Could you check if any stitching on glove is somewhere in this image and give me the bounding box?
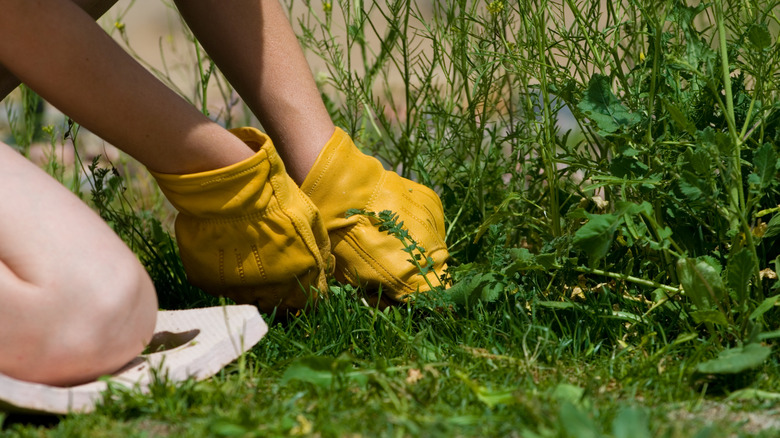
[234,248,246,283]
[218,248,226,287]
[250,244,267,280]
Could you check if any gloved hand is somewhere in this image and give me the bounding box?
[151,127,332,314]
[300,127,449,303]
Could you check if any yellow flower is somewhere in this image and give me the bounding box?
[487,0,504,15]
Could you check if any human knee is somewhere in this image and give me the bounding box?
[1,255,157,385]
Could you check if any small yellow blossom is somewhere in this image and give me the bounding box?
[487,0,504,15]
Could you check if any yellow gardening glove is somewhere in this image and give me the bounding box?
[151,127,332,314]
[300,127,449,303]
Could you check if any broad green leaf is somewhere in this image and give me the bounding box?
[677,257,726,309]
[698,127,732,156]
[696,343,772,374]
[535,253,557,270]
[614,201,653,217]
[678,170,709,202]
[559,402,599,438]
[690,310,729,326]
[749,294,779,321]
[612,407,651,438]
[727,388,780,401]
[727,248,756,303]
[747,23,772,49]
[282,356,340,388]
[281,355,367,388]
[573,212,620,265]
[552,383,585,404]
[449,273,505,307]
[577,74,640,134]
[764,213,780,239]
[684,146,713,175]
[752,143,777,189]
[455,371,516,408]
[505,248,555,275]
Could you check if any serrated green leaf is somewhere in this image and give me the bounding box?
[696,343,771,374]
[677,257,726,309]
[577,74,640,134]
[664,99,696,135]
[690,146,713,175]
[698,127,732,155]
[747,23,772,49]
[614,201,653,217]
[690,309,729,326]
[752,143,777,189]
[765,214,780,239]
[727,248,756,303]
[679,170,709,202]
[505,249,556,275]
[449,273,505,307]
[573,212,620,265]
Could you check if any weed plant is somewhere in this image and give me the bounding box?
[3,0,780,436]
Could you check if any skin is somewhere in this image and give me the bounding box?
[0,142,158,386]
[0,0,336,385]
[173,0,336,184]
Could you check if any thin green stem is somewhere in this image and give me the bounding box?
[574,266,679,293]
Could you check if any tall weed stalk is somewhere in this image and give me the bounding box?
[287,0,780,373]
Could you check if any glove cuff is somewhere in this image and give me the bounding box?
[149,127,280,218]
[300,127,385,224]
[149,127,332,313]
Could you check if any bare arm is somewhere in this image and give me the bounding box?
[175,0,335,183]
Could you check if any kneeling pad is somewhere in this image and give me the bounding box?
[0,305,266,415]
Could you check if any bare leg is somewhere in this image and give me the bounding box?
[0,0,253,175]
[0,0,118,100]
[0,142,157,386]
[174,0,335,184]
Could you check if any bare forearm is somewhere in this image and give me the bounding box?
[175,0,335,183]
[0,0,118,100]
[0,0,253,174]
